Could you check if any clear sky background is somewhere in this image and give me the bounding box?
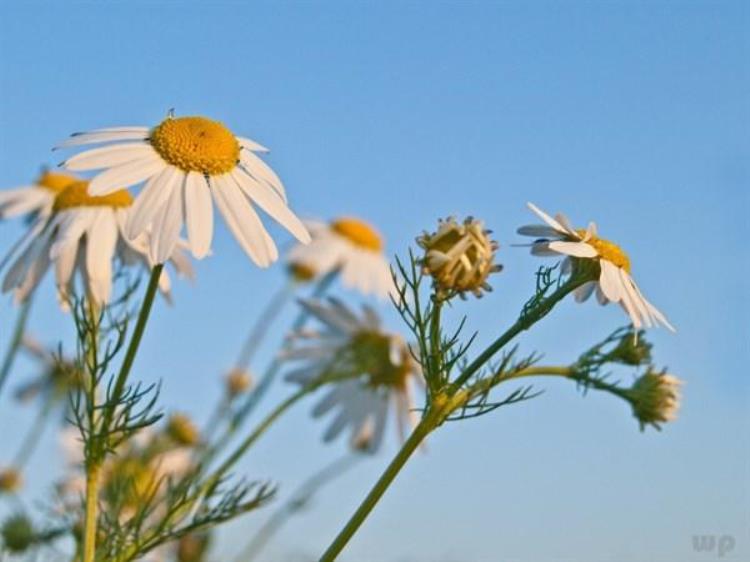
[0,2,748,561]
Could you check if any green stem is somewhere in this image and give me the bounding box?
[82,463,101,562]
[0,297,33,397]
[502,365,630,400]
[319,416,433,562]
[235,281,295,372]
[100,264,163,435]
[13,394,55,468]
[239,454,360,562]
[451,273,589,391]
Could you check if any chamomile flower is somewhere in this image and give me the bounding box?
[1,180,191,308]
[284,299,421,453]
[0,170,79,220]
[517,203,675,332]
[286,218,396,299]
[57,113,310,265]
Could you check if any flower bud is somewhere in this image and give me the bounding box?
[1,514,34,553]
[177,532,211,562]
[0,468,22,494]
[225,368,253,397]
[417,216,501,299]
[166,413,200,446]
[610,332,652,366]
[628,370,682,430]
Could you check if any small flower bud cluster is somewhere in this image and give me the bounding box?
[225,368,253,397]
[0,468,22,494]
[166,413,200,446]
[418,216,501,299]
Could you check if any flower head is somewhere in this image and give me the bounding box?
[0,468,22,494]
[225,368,253,397]
[57,113,310,265]
[627,370,682,430]
[286,217,396,299]
[284,298,421,452]
[166,413,200,447]
[517,203,675,332]
[0,169,79,221]
[1,514,34,553]
[418,216,501,299]
[1,179,192,308]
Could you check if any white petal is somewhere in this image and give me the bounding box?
[230,169,309,243]
[126,166,181,239]
[526,202,567,233]
[237,136,269,153]
[547,241,598,258]
[211,175,276,266]
[239,150,287,202]
[574,281,596,303]
[88,155,165,195]
[85,210,118,304]
[62,142,154,171]
[150,181,184,264]
[183,172,213,258]
[516,224,562,238]
[599,260,623,302]
[55,128,150,149]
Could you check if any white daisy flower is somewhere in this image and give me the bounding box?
[628,370,682,430]
[286,217,396,299]
[0,170,79,221]
[1,180,191,308]
[56,113,311,265]
[517,202,675,332]
[284,298,421,453]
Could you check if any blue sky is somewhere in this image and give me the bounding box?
[0,2,748,561]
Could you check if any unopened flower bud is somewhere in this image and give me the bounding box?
[628,370,682,430]
[177,532,211,562]
[288,262,317,283]
[610,332,652,366]
[1,514,34,553]
[417,216,501,299]
[225,368,253,397]
[0,468,22,494]
[166,413,200,446]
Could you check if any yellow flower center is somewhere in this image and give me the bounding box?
[53,181,133,212]
[331,217,383,252]
[36,171,79,194]
[576,229,631,273]
[150,116,240,175]
[350,331,410,391]
[288,262,317,282]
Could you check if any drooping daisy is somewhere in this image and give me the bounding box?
[284,298,421,452]
[286,218,396,299]
[627,370,682,430]
[517,203,675,332]
[0,170,79,221]
[1,180,192,307]
[57,113,310,265]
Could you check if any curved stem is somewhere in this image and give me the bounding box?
[239,454,360,562]
[235,281,295,372]
[0,297,33,397]
[319,416,433,562]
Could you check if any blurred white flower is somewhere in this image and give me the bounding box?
[284,299,421,453]
[0,170,79,220]
[287,218,396,299]
[1,180,192,308]
[517,202,675,332]
[57,113,310,265]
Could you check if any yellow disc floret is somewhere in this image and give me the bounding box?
[150,116,240,175]
[331,217,383,252]
[53,181,132,212]
[36,171,79,194]
[576,229,631,272]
